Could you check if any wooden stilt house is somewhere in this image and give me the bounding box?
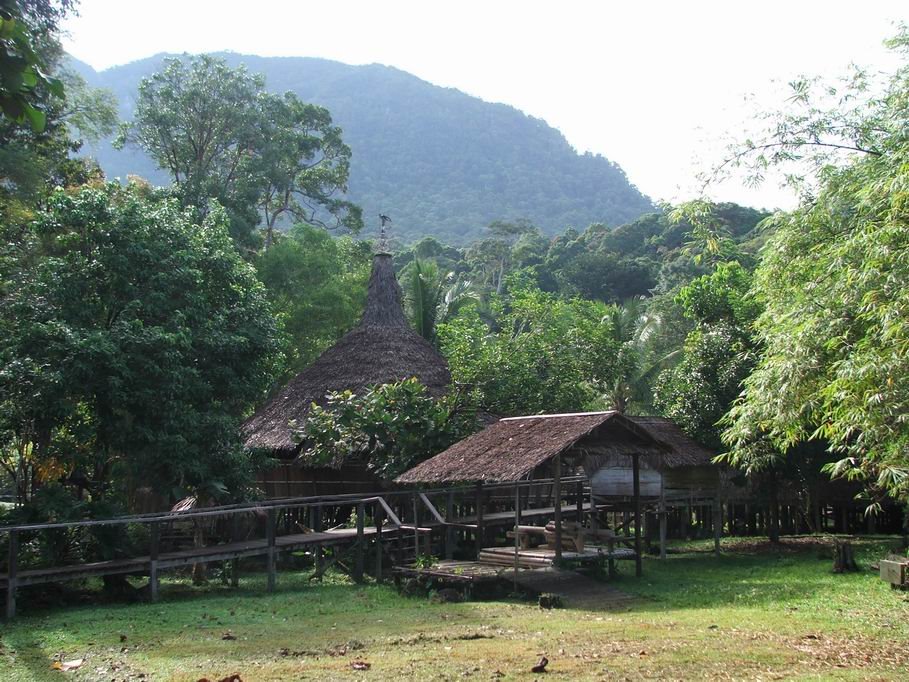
[395,410,721,570]
[241,251,451,497]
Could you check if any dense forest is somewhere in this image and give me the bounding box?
[69,52,654,244]
[1,0,908,547]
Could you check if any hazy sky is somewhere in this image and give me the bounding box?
[61,1,905,210]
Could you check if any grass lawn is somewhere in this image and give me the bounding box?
[1,536,907,681]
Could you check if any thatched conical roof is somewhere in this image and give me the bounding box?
[242,252,451,456]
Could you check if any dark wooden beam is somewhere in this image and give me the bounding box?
[475,483,485,559]
[445,491,455,560]
[266,507,277,592]
[554,455,563,564]
[149,522,160,602]
[355,502,365,582]
[374,503,384,581]
[633,453,642,577]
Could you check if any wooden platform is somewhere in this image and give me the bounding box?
[393,559,511,584]
[454,502,598,526]
[479,545,636,569]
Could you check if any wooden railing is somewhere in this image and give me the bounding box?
[0,476,589,619]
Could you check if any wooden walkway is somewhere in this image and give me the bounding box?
[0,527,382,589]
[1,476,614,619]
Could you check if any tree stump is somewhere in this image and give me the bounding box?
[833,539,859,573]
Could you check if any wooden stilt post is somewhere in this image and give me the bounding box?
[6,530,18,620]
[589,482,598,532]
[266,507,277,592]
[659,483,667,560]
[554,455,563,564]
[312,505,323,578]
[230,513,240,588]
[633,453,642,577]
[475,483,485,559]
[575,480,584,520]
[513,483,520,590]
[375,503,384,581]
[412,493,420,559]
[149,522,160,602]
[713,489,722,556]
[445,491,455,560]
[354,502,365,582]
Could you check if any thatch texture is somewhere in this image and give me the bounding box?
[395,411,666,484]
[395,412,717,485]
[242,253,451,456]
[625,416,715,468]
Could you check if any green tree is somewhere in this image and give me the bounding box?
[403,258,477,342]
[0,0,72,131]
[721,28,909,504]
[655,261,758,450]
[439,279,620,415]
[0,66,116,207]
[465,219,538,295]
[116,55,360,251]
[598,298,682,414]
[0,182,281,506]
[255,223,371,376]
[301,378,478,479]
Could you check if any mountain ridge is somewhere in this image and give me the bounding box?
[72,52,654,244]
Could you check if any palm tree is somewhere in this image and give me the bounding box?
[404,258,478,342]
[601,298,680,413]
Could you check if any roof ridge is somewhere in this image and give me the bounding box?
[500,411,617,421]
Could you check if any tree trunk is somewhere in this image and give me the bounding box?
[832,539,858,573]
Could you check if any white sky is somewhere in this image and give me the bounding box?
[61,1,906,211]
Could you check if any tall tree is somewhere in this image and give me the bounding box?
[116,55,361,251]
[722,28,909,505]
[255,223,371,376]
[0,182,281,505]
[439,280,620,415]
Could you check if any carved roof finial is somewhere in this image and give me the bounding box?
[377,213,392,254]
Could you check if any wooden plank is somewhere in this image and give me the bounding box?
[454,503,598,525]
[880,559,907,586]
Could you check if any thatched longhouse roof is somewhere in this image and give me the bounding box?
[242,253,451,456]
[625,416,715,466]
[394,412,715,484]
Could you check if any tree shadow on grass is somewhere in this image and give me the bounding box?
[601,535,903,614]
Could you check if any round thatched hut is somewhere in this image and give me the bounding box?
[242,251,451,496]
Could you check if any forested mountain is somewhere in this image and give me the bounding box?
[70,53,653,244]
